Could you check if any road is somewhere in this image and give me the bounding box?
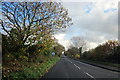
[42,57,119,79]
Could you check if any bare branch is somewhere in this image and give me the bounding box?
[0,20,14,40]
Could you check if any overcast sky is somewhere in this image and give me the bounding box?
[54,0,118,51]
[0,0,119,51]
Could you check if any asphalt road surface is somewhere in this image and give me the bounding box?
[42,56,119,79]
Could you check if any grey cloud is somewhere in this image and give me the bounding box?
[54,2,118,50]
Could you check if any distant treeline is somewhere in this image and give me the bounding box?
[65,40,120,64]
[82,40,120,64]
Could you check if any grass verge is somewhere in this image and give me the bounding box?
[80,59,120,69]
[3,56,60,80]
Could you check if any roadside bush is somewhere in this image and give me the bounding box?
[74,54,80,59]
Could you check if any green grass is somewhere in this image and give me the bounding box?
[5,57,60,79]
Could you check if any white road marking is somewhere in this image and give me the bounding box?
[74,64,81,69]
[76,61,93,66]
[74,64,76,66]
[85,72,95,79]
[67,58,96,79]
[66,59,81,70]
[66,59,73,64]
[75,60,118,74]
[67,60,71,63]
[75,60,103,70]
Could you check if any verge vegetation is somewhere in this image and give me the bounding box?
[1,2,71,79]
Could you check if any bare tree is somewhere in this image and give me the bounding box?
[71,36,86,54]
[71,36,86,48]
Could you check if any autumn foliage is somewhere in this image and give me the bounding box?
[82,40,120,64]
[1,2,71,78]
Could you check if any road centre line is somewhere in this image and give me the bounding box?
[67,58,81,70]
[67,58,95,79]
[85,72,95,79]
[74,64,81,69]
[67,59,73,63]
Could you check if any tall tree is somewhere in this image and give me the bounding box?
[0,2,72,55]
[0,2,72,46]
